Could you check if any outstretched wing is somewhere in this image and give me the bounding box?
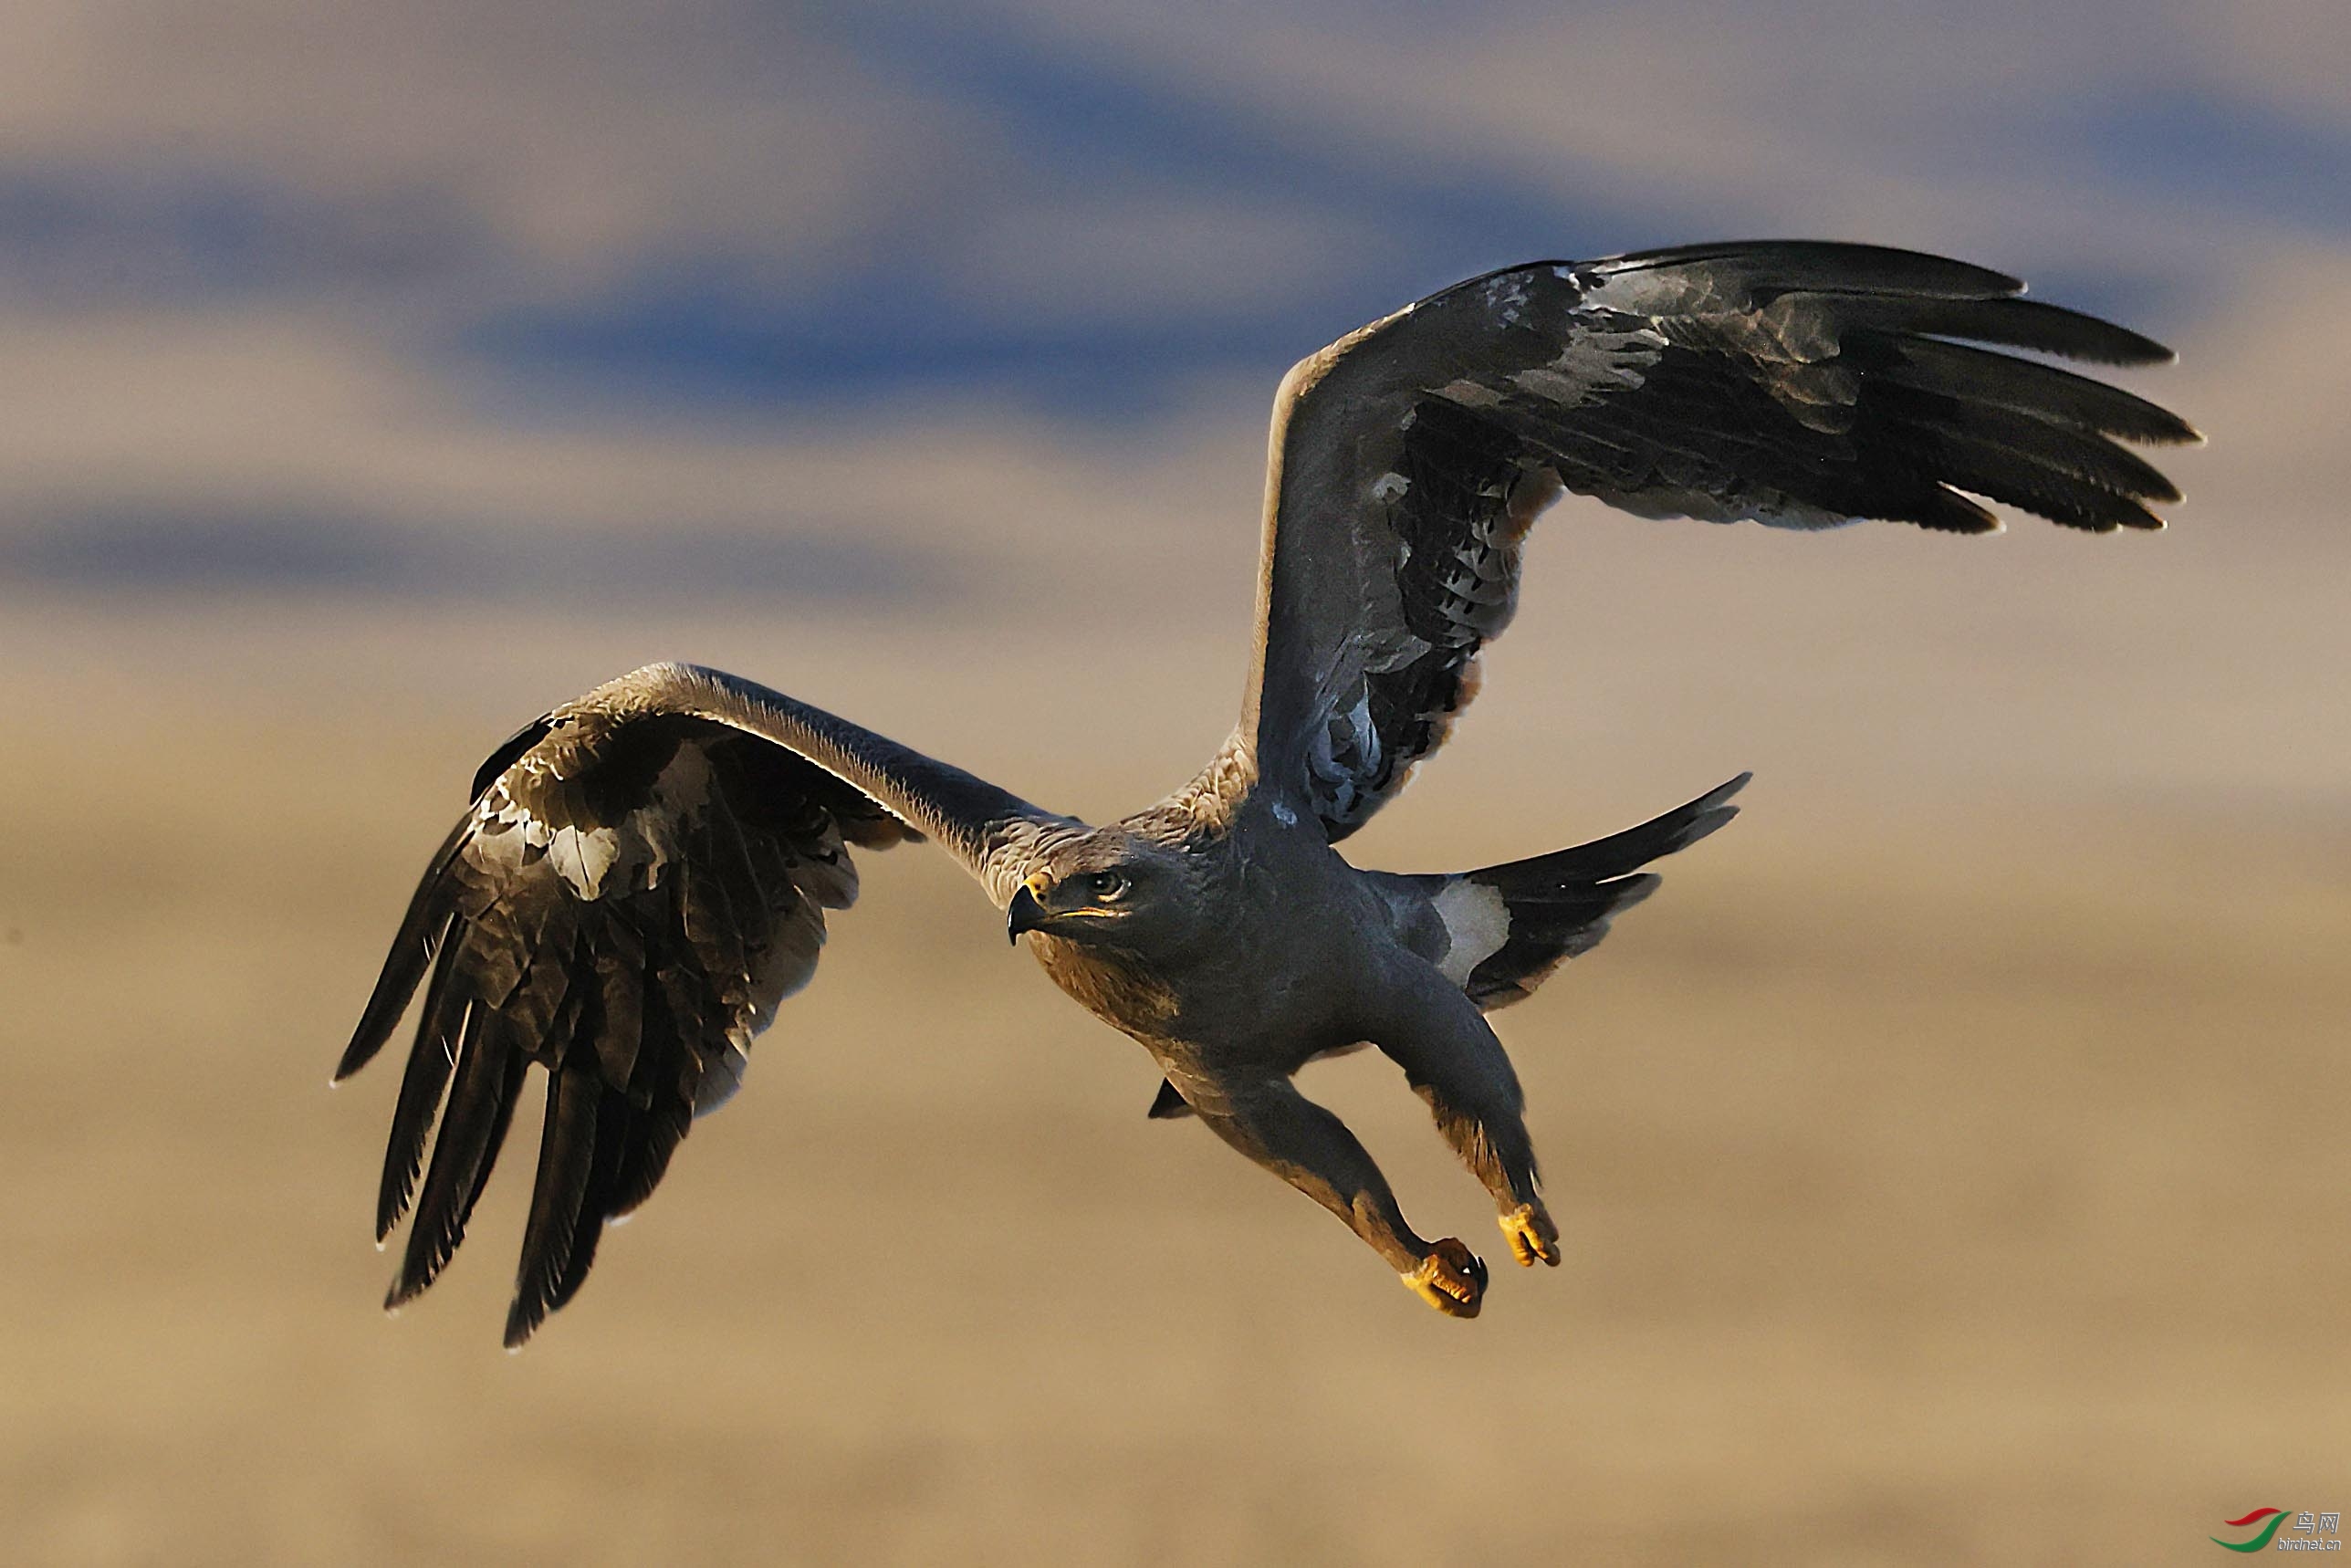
[1245,241,2199,841]
[336,662,1059,1345]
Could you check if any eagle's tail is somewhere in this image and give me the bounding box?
[1149,773,1749,1123]
[1447,772,1749,1011]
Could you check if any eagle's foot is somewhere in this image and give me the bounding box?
[1499,1201,1559,1268]
[1401,1238,1489,1319]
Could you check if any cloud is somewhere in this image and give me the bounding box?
[2076,87,2351,235]
[0,306,1268,618]
[0,165,480,306]
[0,1,933,287]
[0,504,955,605]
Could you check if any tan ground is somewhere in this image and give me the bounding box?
[1,587,2345,1566]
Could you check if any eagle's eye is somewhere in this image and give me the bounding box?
[1086,870,1131,904]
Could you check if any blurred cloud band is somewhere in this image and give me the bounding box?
[3,507,954,605]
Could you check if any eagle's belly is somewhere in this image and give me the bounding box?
[1026,911,1382,1086]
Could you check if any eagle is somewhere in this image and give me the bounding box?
[336,241,2195,1343]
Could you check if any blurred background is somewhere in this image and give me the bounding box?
[2,1,2346,1562]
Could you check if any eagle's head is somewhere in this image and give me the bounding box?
[1003,824,1199,952]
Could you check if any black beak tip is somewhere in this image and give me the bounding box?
[1006,885,1047,944]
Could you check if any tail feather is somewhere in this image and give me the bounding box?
[1445,772,1748,1010]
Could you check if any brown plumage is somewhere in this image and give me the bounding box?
[338,241,2196,1341]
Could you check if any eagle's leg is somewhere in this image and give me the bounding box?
[1375,977,1562,1270]
[1191,1078,1489,1319]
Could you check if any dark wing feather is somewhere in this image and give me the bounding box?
[339,663,1056,1345]
[1246,241,2197,841]
[508,1057,600,1346]
[374,917,465,1239]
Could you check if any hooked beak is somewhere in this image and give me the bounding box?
[1006,875,1052,944]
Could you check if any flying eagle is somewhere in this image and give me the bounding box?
[337,242,2195,1343]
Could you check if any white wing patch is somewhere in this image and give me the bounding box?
[547,824,622,899]
[1508,322,1669,407]
[1431,879,1510,987]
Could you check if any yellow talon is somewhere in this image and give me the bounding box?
[1499,1202,1560,1268]
[1401,1238,1489,1318]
